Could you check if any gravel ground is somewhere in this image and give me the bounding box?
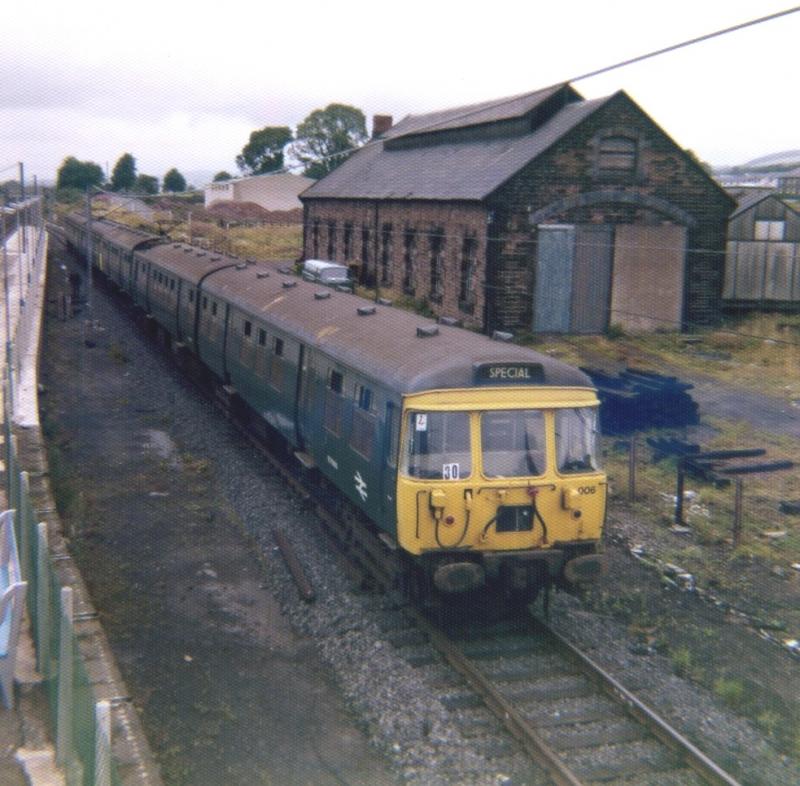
[42,242,800,785]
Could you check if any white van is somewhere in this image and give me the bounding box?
[301,259,352,289]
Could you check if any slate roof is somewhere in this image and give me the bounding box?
[301,87,613,203]
[383,83,577,137]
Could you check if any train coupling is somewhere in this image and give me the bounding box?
[563,553,608,584]
[433,561,485,593]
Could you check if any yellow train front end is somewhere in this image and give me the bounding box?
[396,381,607,599]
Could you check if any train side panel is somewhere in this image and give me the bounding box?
[223,306,301,445]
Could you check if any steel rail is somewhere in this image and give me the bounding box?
[410,609,585,786]
[545,623,742,786]
[96,266,742,786]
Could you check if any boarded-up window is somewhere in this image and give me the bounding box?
[429,227,445,303]
[459,233,477,312]
[403,227,416,294]
[380,223,393,285]
[598,136,637,173]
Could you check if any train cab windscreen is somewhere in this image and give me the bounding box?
[555,407,599,473]
[402,411,471,480]
[481,410,546,478]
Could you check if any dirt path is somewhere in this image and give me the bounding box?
[41,244,398,785]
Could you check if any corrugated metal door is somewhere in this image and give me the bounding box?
[571,225,613,333]
[533,225,574,332]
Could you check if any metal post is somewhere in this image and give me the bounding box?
[57,586,74,768]
[733,479,744,547]
[18,471,31,581]
[36,522,50,676]
[94,700,112,786]
[628,435,637,502]
[675,457,685,525]
[2,210,13,410]
[15,207,24,307]
[18,164,26,255]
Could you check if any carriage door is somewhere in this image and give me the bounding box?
[533,225,574,332]
[571,225,613,333]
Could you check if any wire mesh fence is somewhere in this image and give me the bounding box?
[4,355,120,785]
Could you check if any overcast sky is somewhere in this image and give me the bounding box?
[2,0,799,185]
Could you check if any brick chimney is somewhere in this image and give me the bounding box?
[372,115,393,139]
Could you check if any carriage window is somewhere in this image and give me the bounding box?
[401,411,471,480]
[202,296,208,310]
[243,320,252,338]
[269,337,285,390]
[481,410,546,478]
[356,384,373,411]
[211,301,218,317]
[555,407,600,473]
[258,328,266,346]
[188,289,194,303]
[324,370,345,435]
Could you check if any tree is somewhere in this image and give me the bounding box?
[213,171,233,182]
[291,104,367,179]
[135,174,159,194]
[163,168,187,192]
[111,153,137,191]
[236,126,293,175]
[56,157,104,191]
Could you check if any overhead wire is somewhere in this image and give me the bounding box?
[82,9,800,349]
[228,6,800,176]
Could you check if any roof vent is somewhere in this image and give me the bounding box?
[438,316,461,327]
[492,330,514,342]
[235,263,248,270]
[211,255,221,261]
[377,298,393,306]
[282,280,297,289]
[336,285,352,293]
[416,325,439,338]
[256,271,270,279]
[315,291,331,300]
[197,251,207,257]
[172,243,181,249]
[357,305,376,316]
[278,266,294,275]
[183,248,193,253]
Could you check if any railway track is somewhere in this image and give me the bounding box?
[378,607,742,786]
[245,425,743,785]
[93,266,743,786]
[202,330,743,786]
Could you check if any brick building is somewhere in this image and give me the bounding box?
[300,84,734,334]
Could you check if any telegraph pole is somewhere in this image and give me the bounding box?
[2,209,13,408]
[18,163,26,255]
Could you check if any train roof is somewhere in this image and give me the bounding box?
[79,215,592,395]
[198,263,593,394]
[66,212,161,249]
[139,241,247,283]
